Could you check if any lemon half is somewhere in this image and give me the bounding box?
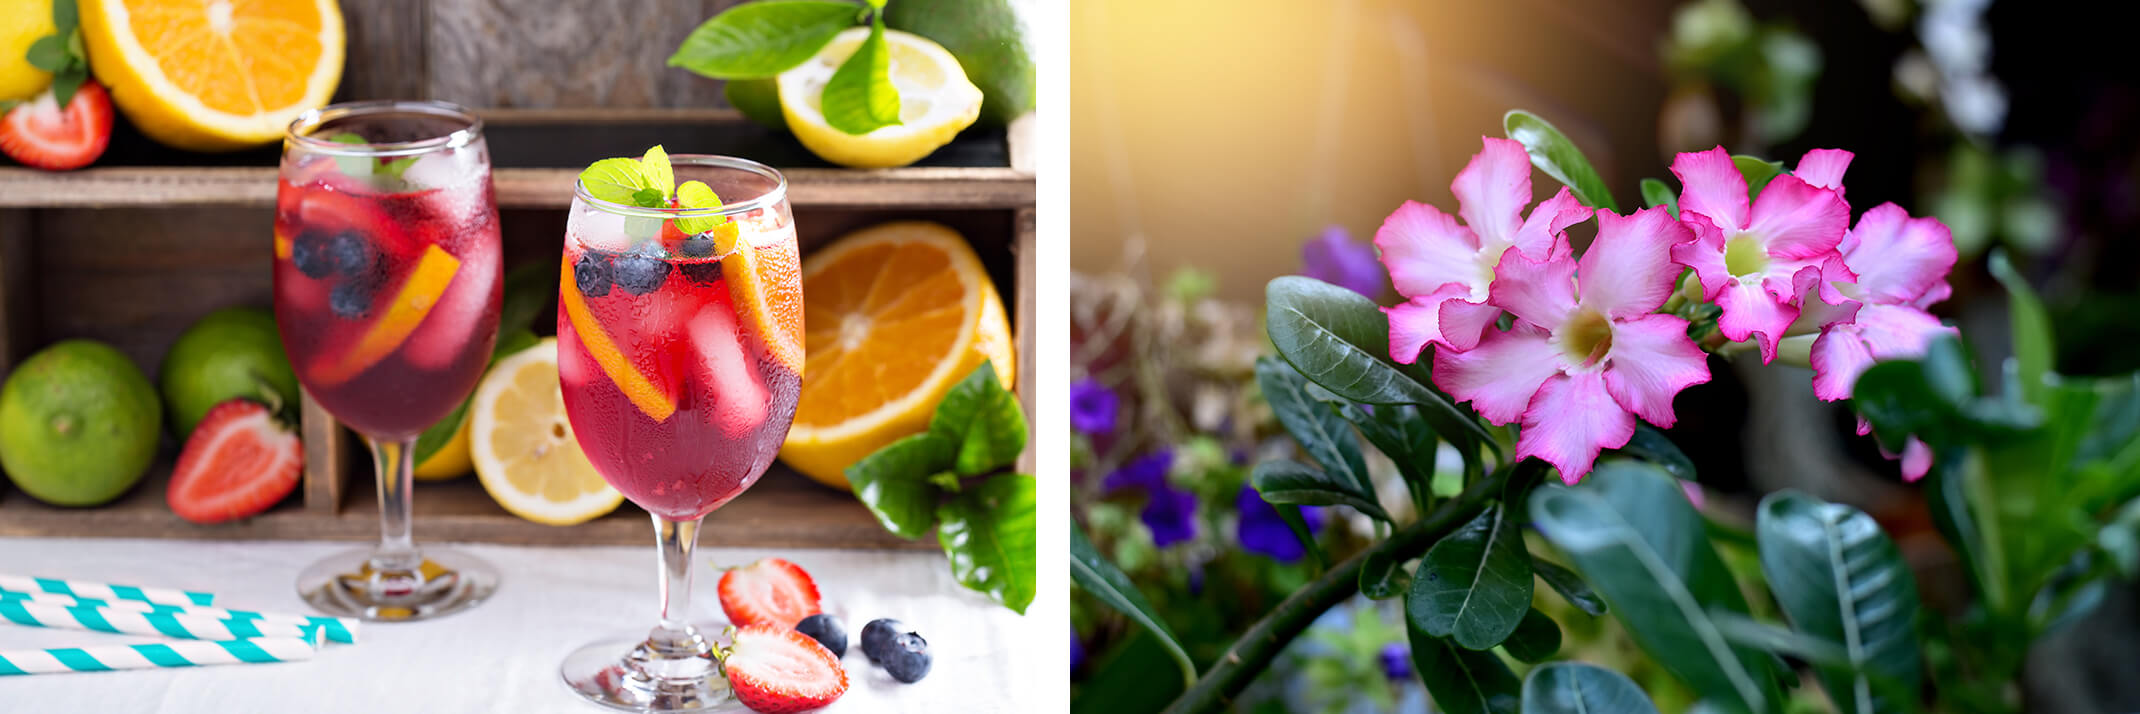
[776,27,983,169]
[469,338,622,526]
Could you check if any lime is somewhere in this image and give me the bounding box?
[159,307,298,439]
[0,0,56,101]
[0,340,162,506]
[886,0,1035,125]
[726,78,788,131]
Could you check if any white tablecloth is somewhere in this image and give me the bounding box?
[0,537,1032,712]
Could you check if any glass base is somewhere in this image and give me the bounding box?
[296,546,498,622]
[561,625,747,713]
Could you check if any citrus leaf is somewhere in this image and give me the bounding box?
[845,432,952,539]
[1504,110,1617,212]
[667,0,863,79]
[1521,661,1659,714]
[928,362,1027,476]
[1410,504,1534,649]
[936,473,1034,614]
[821,13,900,135]
[1072,523,1197,689]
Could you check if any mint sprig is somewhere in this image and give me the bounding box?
[25,0,88,106]
[326,133,419,182]
[578,147,732,239]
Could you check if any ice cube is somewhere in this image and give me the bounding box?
[686,301,767,439]
[404,246,498,370]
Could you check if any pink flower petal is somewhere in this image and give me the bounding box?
[1518,372,1636,484]
[1809,327,1874,401]
[1671,217,1734,299]
[1579,207,1692,318]
[1510,186,1592,261]
[1854,303,1956,360]
[1839,203,1958,305]
[1452,137,1535,247]
[1437,299,1503,353]
[1376,200,1484,299]
[1914,281,1953,309]
[1383,289,1502,361]
[1746,175,1851,260]
[1900,438,1932,482]
[1488,249,1577,330]
[1602,314,1711,427]
[1795,148,1854,194]
[1671,147,1749,231]
[1789,290,1861,336]
[1714,278,1799,362]
[1433,323,1563,425]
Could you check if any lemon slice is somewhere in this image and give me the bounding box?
[776,27,983,169]
[469,338,622,526]
[78,0,344,151]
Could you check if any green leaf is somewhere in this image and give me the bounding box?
[1852,338,2039,452]
[1256,356,1373,499]
[1272,500,1329,570]
[821,13,900,135]
[1408,618,1521,714]
[54,0,77,34]
[1734,155,1786,198]
[1533,558,1607,616]
[1615,424,1695,481]
[579,157,656,205]
[1504,110,1618,212]
[1252,460,1390,523]
[845,433,953,539]
[640,145,675,198]
[1409,505,1534,649]
[1988,251,2052,407]
[927,362,1027,476]
[1756,491,1924,714]
[667,0,862,79]
[1641,177,1679,220]
[673,180,730,234]
[936,473,1034,613]
[1502,608,1561,663]
[1529,460,1783,713]
[25,35,68,72]
[1521,661,1659,714]
[1360,546,1411,600]
[498,263,552,335]
[1072,523,1197,689]
[411,329,537,466]
[50,67,84,108]
[1346,402,1439,511]
[1264,276,1493,449]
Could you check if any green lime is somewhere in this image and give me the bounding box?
[726,78,788,131]
[158,307,298,439]
[0,340,162,506]
[887,0,1035,125]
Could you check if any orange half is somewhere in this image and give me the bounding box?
[558,261,677,422]
[312,244,459,386]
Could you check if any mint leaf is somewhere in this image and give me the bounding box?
[847,432,954,539]
[821,13,900,136]
[674,180,730,235]
[937,473,1036,614]
[26,36,68,72]
[581,157,654,205]
[326,133,374,178]
[623,215,665,241]
[632,187,666,208]
[54,0,77,35]
[641,145,675,198]
[669,0,863,79]
[928,362,1025,476]
[50,68,84,108]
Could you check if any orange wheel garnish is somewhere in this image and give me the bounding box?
[311,244,460,386]
[722,233,805,376]
[557,262,677,422]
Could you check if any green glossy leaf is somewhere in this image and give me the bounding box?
[25,35,68,72]
[1988,251,2052,407]
[1641,178,1679,220]
[1757,491,1923,714]
[1251,460,1390,523]
[821,13,901,135]
[1734,155,1786,198]
[1504,110,1618,212]
[1530,461,1783,713]
[1533,558,1607,616]
[1521,661,1659,714]
[499,262,552,335]
[1503,608,1561,663]
[1408,610,1521,714]
[54,0,77,34]
[936,473,1034,613]
[1360,546,1411,600]
[667,0,862,79]
[1410,505,1534,649]
[845,433,952,539]
[1615,424,1695,481]
[1257,356,1373,498]
[1271,499,1328,570]
[49,67,84,112]
[1852,338,2038,452]
[928,362,1027,476]
[1264,276,1492,448]
[1345,403,1439,511]
[1071,524,1197,689]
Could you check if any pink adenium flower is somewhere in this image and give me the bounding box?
[1378,137,1591,362]
[1669,147,1854,362]
[1435,207,1710,482]
[1805,203,1960,402]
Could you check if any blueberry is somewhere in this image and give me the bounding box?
[676,235,716,258]
[795,614,847,658]
[324,232,373,278]
[329,280,374,319]
[881,632,931,683]
[574,254,613,297]
[290,231,334,278]
[860,619,905,663]
[612,253,670,295]
[679,261,724,286]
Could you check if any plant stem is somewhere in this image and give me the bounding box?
[1162,465,1516,714]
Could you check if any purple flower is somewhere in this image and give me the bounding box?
[1104,450,1174,494]
[1142,483,1199,547]
[1302,225,1386,298]
[1071,626,1085,672]
[1234,486,1322,563]
[1070,377,1120,436]
[1380,643,1411,681]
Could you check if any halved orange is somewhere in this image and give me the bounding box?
[779,221,1016,489]
[558,261,677,422]
[78,0,344,151]
[311,244,458,386]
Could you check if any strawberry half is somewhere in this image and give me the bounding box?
[724,624,849,713]
[166,399,304,524]
[717,558,822,628]
[0,80,112,171]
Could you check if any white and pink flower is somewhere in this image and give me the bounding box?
[1668,147,1854,362]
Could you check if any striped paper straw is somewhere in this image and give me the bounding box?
[0,638,317,675]
[0,574,214,607]
[0,600,323,643]
[0,591,358,645]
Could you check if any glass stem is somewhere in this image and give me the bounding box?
[371,437,420,571]
[649,515,705,654]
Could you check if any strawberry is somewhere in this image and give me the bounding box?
[723,624,849,713]
[0,80,112,171]
[717,558,822,628]
[166,399,304,524]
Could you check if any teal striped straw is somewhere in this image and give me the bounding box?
[0,600,326,642]
[0,591,358,644]
[0,636,318,675]
[0,574,213,607]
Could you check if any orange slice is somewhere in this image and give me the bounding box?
[721,228,806,376]
[557,261,677,422]
[78,0,345,151]
[273,231,291,260]
[312,244,459,386]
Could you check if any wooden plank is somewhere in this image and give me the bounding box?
[426,0,738,109]
[1014,206,1035,474]
[334,0,429,101]
[0,210,34,371]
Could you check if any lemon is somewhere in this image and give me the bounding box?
[780,222,1016,489]
[777,27,983,169]
[77,0,344,151]
[469,338,621,526]
[412,416,470,481]
[0,0,56,101]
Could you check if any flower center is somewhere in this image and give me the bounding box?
[1556,309,1615,368]
[1724,234,1770,278]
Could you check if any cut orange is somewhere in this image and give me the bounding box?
[312,244,459,386]
[780,221,1016,490]
[558,261,676,423]
[722,226,806,376]
[78,0,344,151]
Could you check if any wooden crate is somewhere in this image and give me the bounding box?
[0,109,1035,548]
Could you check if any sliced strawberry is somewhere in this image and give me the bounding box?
[717,558,822,628]
[0,81,112,171]
[723,624,848,713]
[166,399,304,524]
